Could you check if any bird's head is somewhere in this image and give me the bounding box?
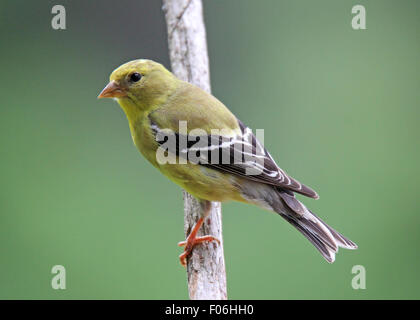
[98,59,179,112]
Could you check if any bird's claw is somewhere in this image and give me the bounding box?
[178,235,220,267]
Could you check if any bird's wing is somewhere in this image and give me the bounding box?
[148,83,318,199]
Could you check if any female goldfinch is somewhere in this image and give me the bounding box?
[98,59,357,266]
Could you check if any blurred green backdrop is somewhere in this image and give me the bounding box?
[0,0,419,299]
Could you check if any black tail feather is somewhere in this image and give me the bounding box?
[276,190,357,263]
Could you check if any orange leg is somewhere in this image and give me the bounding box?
[178,213,220,267]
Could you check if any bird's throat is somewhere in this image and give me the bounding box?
[117,97,143,122]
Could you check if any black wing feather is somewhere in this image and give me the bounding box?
[150,117,319,199]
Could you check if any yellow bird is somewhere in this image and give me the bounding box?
[98,59,357,266]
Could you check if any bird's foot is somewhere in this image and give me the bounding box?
[178,235,220,267]
[177,217,220,267]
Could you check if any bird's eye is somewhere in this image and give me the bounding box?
[130,72,142,82]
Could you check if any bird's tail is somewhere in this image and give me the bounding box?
[275,190,357,263]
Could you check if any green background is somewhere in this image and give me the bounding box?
[0,0,419,299]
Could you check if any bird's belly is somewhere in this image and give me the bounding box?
[158,163,242,202]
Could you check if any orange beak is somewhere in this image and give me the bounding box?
[97,81,127,99]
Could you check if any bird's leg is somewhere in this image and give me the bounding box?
[178,200,220,267]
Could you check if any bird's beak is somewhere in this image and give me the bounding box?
[97,81,127,99]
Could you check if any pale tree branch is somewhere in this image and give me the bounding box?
[162,0,227,300]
